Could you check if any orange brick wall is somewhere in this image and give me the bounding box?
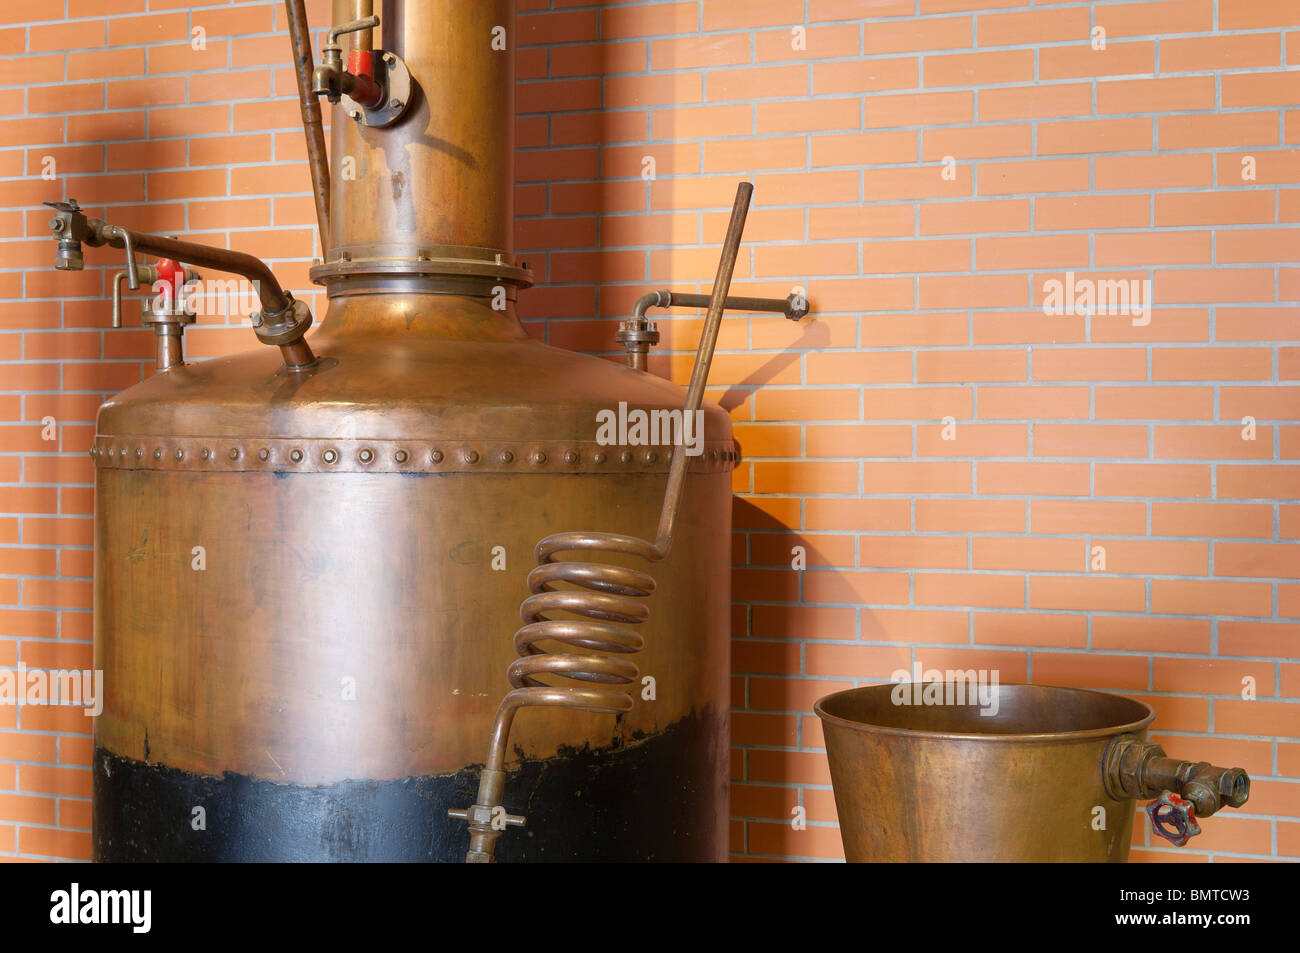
[2,0,1298,862]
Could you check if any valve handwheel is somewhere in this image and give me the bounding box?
[1146,790,1202,847]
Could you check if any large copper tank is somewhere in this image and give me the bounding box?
[90,0,732,861]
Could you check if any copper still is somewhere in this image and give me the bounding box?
[816,683,1252,862]
[43,0,805,861]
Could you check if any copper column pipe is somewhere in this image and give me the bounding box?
[284,0,331,258]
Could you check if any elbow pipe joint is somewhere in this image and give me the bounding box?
[44,200,315,368]
[619,288,811,370]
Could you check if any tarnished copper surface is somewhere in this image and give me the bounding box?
[313,0,522,285]
[816,683,1251,861]
[91,436,738,474]
[818,684,1152,862]
[453,182,758,861]
[92,0,735,841]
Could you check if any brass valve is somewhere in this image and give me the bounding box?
[1103,735,1250,846]
[42,200,315,370]
[311,14,411,127]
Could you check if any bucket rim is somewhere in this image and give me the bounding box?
[813,682,1156,743]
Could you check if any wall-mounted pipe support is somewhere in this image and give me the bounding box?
[618,289,810,370]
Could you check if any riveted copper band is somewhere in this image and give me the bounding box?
[90,436,741,474]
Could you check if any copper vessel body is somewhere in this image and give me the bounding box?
[816,684,1156,863]
[90,0,734,861]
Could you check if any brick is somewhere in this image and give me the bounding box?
[1154,657,1274,696]
[863,17,972,56]
[1152,503,1273,539]
[1095,386,1214,421]
[921,198,1028,235]
[1155,191,1275,227]
[922,124,1032,162]
[978,83,1091,122]
[810,204,914,240]
[1098,76,1215,114]
[1040,42,1155,80]
[1161,33,1281,72]
[803,569,909,605]
[977,461,1090,496]
[1033,651,1149,690]
[923,49,1033,88]
[1095,0,1213,38]
[975,536,1084,573]
[977,386,1090,420]
[1220,1,1300,30]
[812,130,916,167]
[861,535,967,570]
[866,90,972,128]
[1095,616,1212,654]
[758,98,858,134]
[1216,542,1300,580]
[1155,424,1272,460]
[1096,153,1212,190]
[756,24,860,62]
[978,158,1089,196]
[813,58,918,95]
[915,572,1024,609]
[1151,580,1272,617]
[1220,621,1299,657]
[1154,269,1275,305]
[1159,113,1279,150]
[977,9,1090,47]
[1101,539,1209,576]
[1094,463,1212,498]
[865,165,972,201]
[1038,118,1153,156]
[805,643,910,678]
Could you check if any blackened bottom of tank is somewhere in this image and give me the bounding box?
[93,708,725,862]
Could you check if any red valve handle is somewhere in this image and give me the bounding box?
[1146,790,1202,847]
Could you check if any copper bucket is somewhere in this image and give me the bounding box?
[815,682,1251,862]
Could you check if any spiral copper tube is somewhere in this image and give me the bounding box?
[449,182,754,862]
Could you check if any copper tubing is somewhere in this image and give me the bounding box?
[455,183,754,862]
[96,227,315,368]
[653,180,752,553]
[342,0,374,51]
[285,0,331,258]
[99,230,287,314]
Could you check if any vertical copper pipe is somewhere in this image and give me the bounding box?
[285,0,331,259]
[346,0,374,49]
[653,181,752,554]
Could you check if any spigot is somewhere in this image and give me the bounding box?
[313,16,382,105]
[45,199,91,271]
[1103,735,1251,846]
[311,14,411,127]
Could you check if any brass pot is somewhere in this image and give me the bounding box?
[816,683,1250,862]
